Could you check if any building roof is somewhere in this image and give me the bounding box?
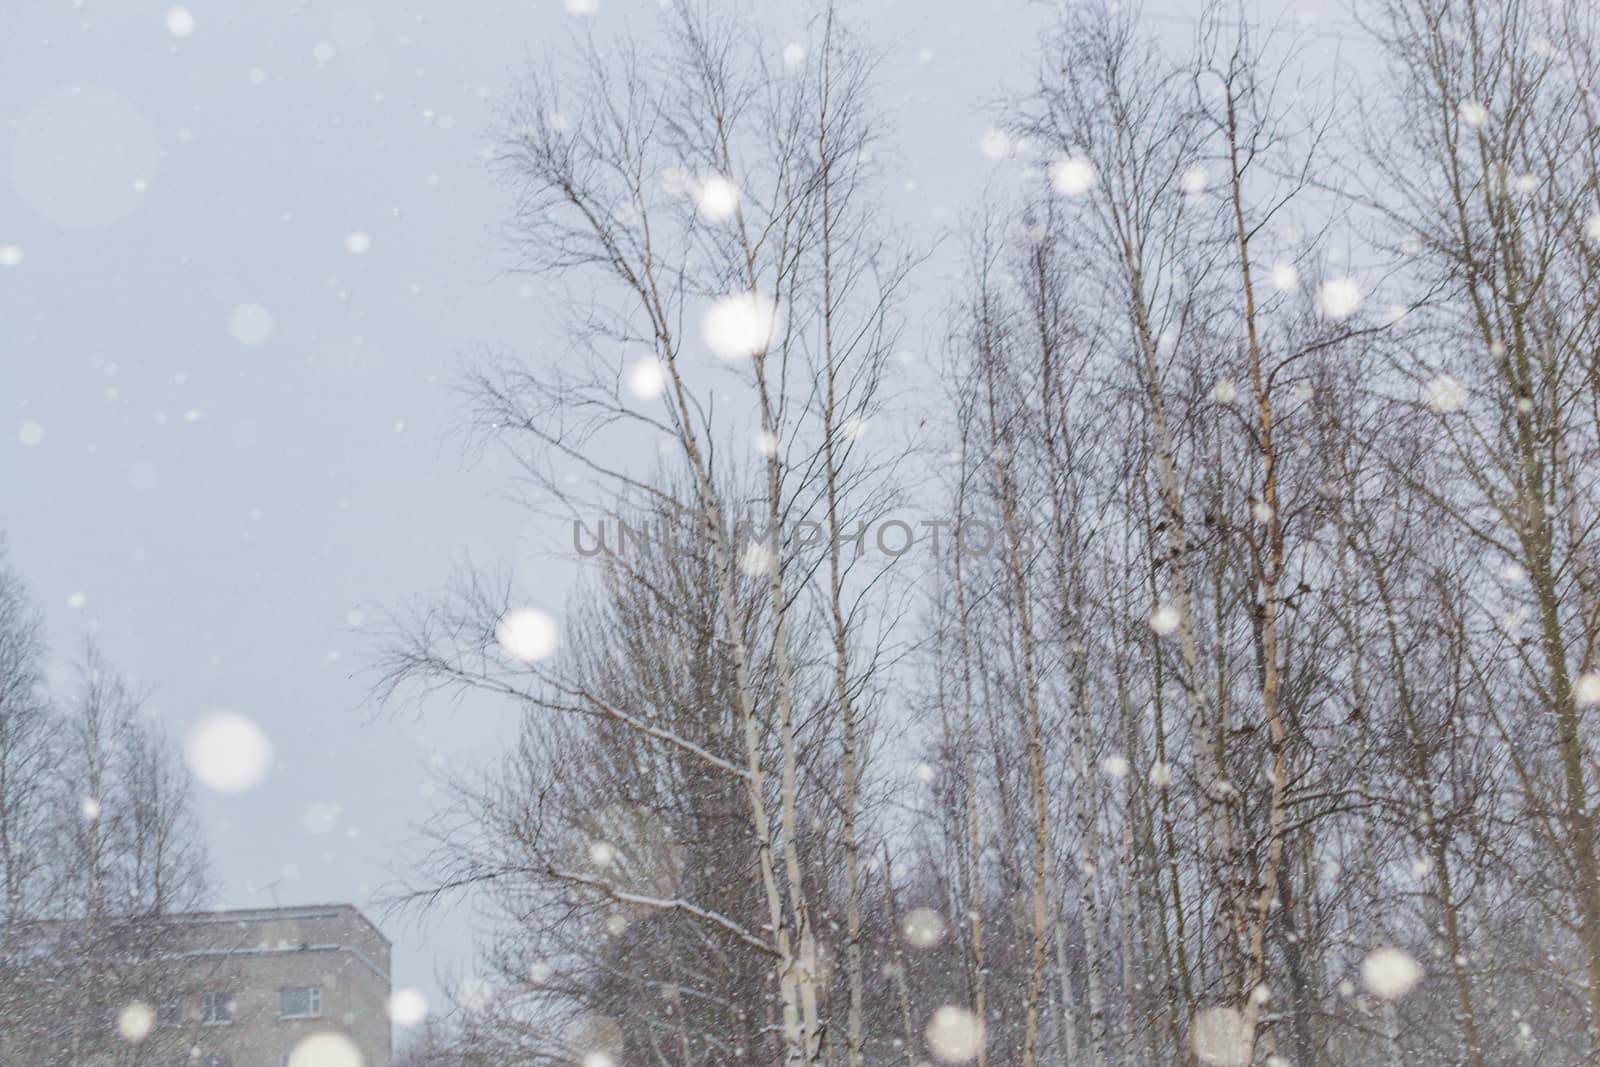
[163,902,392,947]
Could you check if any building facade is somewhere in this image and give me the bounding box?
[146,904,392,1067]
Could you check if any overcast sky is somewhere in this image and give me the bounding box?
[1,0,1350,1019]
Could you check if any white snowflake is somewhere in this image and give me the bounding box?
[1361,946,1423,1000]
[185,712,273,794]
[695,174,740,222]
[455,976,495,1011]
[979,129,1011,160]
[626,357,667,400]
[1458,100,1490,128]
[925,1005,983,1063]
[1424,374,1466,413]
[388,988,428,1027]
[228,303,275,345]
[497,607,559,662]
[903,907,946,948]
[1150,605,1181,635]
[1575,672,1600,706]
[1049,157,1098,196]
[117,1002,155,1043]
[739,541,775,577]
[1190,1006,1248,1066]
[1315,277,1362,320]
[288,1032,364,1067]
[702,292,778,360]
[165,6,195,37]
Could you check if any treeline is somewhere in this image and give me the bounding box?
[383,1,1600,1065]
[0,540,208,1063]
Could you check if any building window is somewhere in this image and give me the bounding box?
[158,997,184,1027]
[201,991,234,1025]
[278,986,322,1019]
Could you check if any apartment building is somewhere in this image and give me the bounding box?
[143,903,392,1067]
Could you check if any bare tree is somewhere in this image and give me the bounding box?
[397,4,1600,1066]
[0,539,53,928]
[0,556,207,1066]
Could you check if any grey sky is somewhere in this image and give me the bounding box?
[2,0,1349,1018]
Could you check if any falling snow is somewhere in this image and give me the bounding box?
[6,2,1600,1064]
[1425,374,1467,413]
[626,357,668,400]
[925,1006,983,1063]
[116,1002,154,1043]
[1049,156,1098,196]
[164,6,195,37]
[496,607,560,662]
[388,988,429,1027]
[184,713,273,794]
[702,291,779,360]
[903,907,947,948]
[1362,946,1424,1000]
[228,302,275,345]
[1315,277,1363,319]
[695,174,741,222]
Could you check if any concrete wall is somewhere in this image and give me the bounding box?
[150,905,392,1067]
